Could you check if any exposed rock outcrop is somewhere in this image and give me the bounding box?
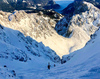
[74,0,100,9]
[0,2,100,58]
[0,0,60,12]
[55,1,100,55]
[0,24,61,62]
[0,10,70,57]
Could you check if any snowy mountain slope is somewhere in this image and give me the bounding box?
[0,10,77,57]
[0,10,65,57]
[22,23,100,79]
[0,0,60,12]
[2,0,54,6]
[0,1,100,79]
[55,1,100,54]
[11,27,100,79]
[57,28,100,79]
[0,24,61,79]
[0,24,61,62]
[75,0,100,9]
[0,1,100,57]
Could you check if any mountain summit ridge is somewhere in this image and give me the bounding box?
[0,1,100,57]
[0,0,60,12]
[0,0,100,79]
[55,1,100,54]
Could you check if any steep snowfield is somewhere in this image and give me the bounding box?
[0,2,100,58]
[55,1,100,54]
[56,28,100,79]
[0,25,100,79]
[0,1,100,79]
[0,10,75,57]
[14,23,100,79]
[0,24,61,79]
[0,24,61,62]
[0,10,68,57]
[1,25,99,79]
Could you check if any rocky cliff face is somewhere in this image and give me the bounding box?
[2,0,52,5]
[0,0,60,12]
[74,0,100,9]
[84,0,100,8]
[57,1,100,36]
[0,1,100,57]
[0,10,70,57]
[0,24,61,79]
[62,1,88,16]
[0,24,61,63]
[55,1,100,55]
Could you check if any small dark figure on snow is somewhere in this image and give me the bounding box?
[54,64,56,67]
[48,62,51,70]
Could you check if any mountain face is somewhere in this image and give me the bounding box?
[2,0,52,5]
[83,0,100,8]
[74,0,100,9]
[0,24,60,63]
[0,1,100,57]
[0,19,100,79]
[62,0,100,16]
[55,1,100,55]
[0,24,61,79]
[0,0,100,79]
[45,24,100,79]
[62,1,89,16]
[0,0,60,12]
[60,24,100,78]
[84,0,100,8]
[0,10,71,57]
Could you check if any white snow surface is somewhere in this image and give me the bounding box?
[55,1,100,54]
[0,10,70,57]
[60,28,100,79]
[0,22,100,79]
[0,2,100,78]
[0,25,61,79]
[1,2,100,57]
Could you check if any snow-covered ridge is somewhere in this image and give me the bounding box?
[0,10,75,57]
[83,1,99,10]
[0,1,100,57]
[0,24,60,63]
[0,10,64,57]
[60,25,100,79]
[1,22,100,79]
[55,1,100,54]
[0,0,60,12]
[0,24,61,79]
[42,26,100,79]
[0,1,100,58]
